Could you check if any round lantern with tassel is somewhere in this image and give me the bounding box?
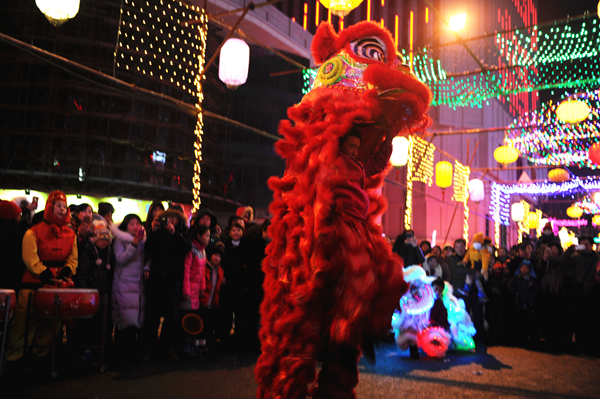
[548,168,570,183]
[219,38,250,90]
[36,0,80,26]
[566,205,584,219]
[527,212,539,229]
[467,179,484,202]
[436,161,452,201]
[556,99,590,124]
[494,146,519,166]
[390,136,409,167]
[319,0,363,17]
[589,143,600,166]
[593,214,600,226]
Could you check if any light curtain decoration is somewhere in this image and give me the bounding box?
[517,200,531,244]
[506,89,600,169]
[452,161,470,243]
[404,136,435,230]
[116,0,207,212]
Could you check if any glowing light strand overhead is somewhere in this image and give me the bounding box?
[573,193,600,214]
[505,89,600,168]
[490,177,600,226]
[417,17,600,108]
[404,136,436,230]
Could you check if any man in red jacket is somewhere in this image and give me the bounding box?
[7,191,77,361]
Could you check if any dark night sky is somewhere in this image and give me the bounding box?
[537,0,598,23]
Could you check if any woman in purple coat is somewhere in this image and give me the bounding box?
[111,214,150,359]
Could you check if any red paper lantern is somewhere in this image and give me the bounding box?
[590,143,600,165]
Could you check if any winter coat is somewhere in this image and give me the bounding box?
[1,219,25,291]
[145,210,191,284]
[21,220,77,289]
[111,224,150,330]
[181,239,206,310]
[75,240,113,294]
[199,260,224,309]
[508,275,540,311]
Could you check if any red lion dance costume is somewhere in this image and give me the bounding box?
[256,21,432,399]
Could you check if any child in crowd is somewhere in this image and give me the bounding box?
[180,225,210,356]
[220,221,246,347]
[111,214,149,361]
[198,243,225,350]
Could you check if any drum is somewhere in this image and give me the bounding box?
[0,289,17,321]
[182,313,204,335]
[33,288,100,319]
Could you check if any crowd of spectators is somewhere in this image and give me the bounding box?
[0,196,270,369]
[3,194,600,374]
[393,225,600,356]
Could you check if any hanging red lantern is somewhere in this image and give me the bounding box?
[589,143,600,165]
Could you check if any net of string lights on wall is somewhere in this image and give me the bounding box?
[116,0,205,97]
[505,89,600,169]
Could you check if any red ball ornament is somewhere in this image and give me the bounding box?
[590,143,600,165]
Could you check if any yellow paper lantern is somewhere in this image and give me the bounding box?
[511,202,525,222]
[548,168,570,183]
[556,99,590,124]
[494,146,519,165]
[36,0,80,26]
[390,136,409,167]
[593,214,600,226]
[318,0,363,17]
[566,205,584,219]
[435,161,453,189]
[527,212,538,229]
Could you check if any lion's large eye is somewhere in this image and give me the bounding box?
[350,37,386,63]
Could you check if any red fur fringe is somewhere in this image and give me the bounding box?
[256,21,432,399]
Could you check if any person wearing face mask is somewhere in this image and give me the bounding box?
[392,229,425,268]
[539,222,559,247]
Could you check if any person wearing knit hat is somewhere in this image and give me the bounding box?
[0,200,22,221]
[6,190,78,361]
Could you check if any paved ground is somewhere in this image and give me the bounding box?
[3,343,600,398]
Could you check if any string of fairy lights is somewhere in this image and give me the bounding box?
[116,0,207,211]
[505,89,600,168]
[490,178,600,227]
[574,193,600,214]
[451,161,470,243]
[496,21,600,67]
[404,136,435,230]
[517,200,530,244]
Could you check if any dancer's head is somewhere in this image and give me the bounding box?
[339,128,362,160]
